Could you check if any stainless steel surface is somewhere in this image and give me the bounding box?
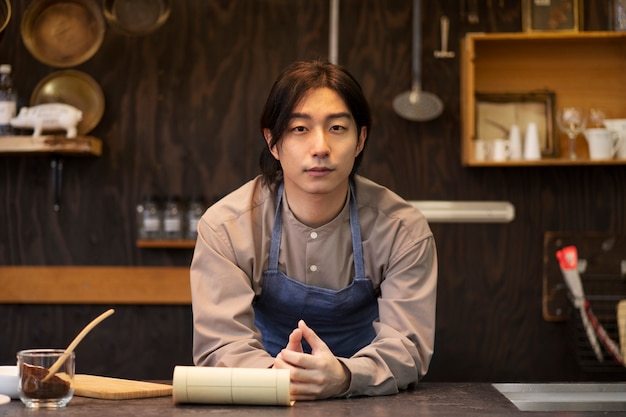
[392,0,443,122]
[494,383,626,412]
[328,0,339,64]
[409,201,515,223]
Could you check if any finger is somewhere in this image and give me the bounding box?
[285,328,304,353]
[289,381,323,401]
[298,320,330,354]
[276,348,308,369]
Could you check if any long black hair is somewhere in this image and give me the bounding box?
[259,59,372,187]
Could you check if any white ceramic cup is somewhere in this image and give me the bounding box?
[603,119,626,159]
[584,128,621,159]
[508,125,522,160]
[523,122,541,160]
[474,139,491,161]
[491,138,510,161]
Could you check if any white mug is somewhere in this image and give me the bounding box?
[584,128,622,159]
[491,138,510,161]
[603,118,626,159]
[508,125,522,160]
[523,122,541,160]
[474,139,491,161]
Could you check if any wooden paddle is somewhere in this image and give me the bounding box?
[42,309,115,382]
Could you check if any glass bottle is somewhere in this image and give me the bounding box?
[0,64,17,136]
[163,196,183,240]
[186,196,206,240]
[137,195,162,240]
[612,0,626,31]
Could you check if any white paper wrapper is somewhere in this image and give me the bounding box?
[172,366,293,406]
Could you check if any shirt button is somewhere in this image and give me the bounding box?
[310,231,318,239]
[309,265,318,272]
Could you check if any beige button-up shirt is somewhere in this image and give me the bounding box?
[190,175,437,397]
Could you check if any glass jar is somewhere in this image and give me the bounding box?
[163,196,183,240]
[186,196,206,240]
[137,195,162,239]
[0,64,17,136]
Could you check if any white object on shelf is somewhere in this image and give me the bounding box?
[11,103,82,138]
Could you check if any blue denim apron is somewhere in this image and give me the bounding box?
[253,182,379,358]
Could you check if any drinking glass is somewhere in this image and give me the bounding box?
[17,349,74,408]
[589,108,606,128]
[557,107,587,160]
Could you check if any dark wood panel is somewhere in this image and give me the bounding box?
[1,0,624,383]
[0,304,194,380]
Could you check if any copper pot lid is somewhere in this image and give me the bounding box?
[21,0,105,68]
[30,70,105,135]
[103,0,170,36]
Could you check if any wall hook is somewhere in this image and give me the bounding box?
[434,16,455,59]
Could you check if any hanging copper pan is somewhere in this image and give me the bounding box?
[21,0,105,68]
[0,0,10,34]
[102,0,170,36]
[30,70,105,135]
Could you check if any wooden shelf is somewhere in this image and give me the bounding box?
[0,266,190,304]
[136,239,195,249]
[460,31,626,166]
[0,135,102,156]
[466,158,626,167]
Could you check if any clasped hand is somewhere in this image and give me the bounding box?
[273,319,350,400]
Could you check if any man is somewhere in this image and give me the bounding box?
[190,59,437,400]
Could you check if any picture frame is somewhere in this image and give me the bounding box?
[522,0,580,32]
[475,91,556,157]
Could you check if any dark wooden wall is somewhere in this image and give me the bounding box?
[2,0,625,382]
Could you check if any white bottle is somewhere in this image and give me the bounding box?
[523,122,541,160]
[137,195,162,240]
[163,196,183,240]
[0,64,17,136]
[508,124,523,160]
[186,196,206,240]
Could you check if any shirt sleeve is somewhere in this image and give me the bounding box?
[339,234,437,397]
[190,215,274,369]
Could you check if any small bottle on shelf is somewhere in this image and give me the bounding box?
[186,196,206,240]
[0,64,17,136]
[137,195,162,240]
[163,195,183,240]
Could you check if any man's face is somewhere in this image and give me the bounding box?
[265,87,366,200]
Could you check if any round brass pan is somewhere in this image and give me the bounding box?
[0,0,11,33]
[103,0,170,36]
[30,70,105,135]
[21,0,105,68]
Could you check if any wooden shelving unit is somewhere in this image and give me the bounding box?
[460,31,626,166]
[0,134,103,211]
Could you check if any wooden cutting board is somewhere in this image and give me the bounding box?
[73,374,172,400]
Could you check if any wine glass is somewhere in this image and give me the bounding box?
[589,108,606,128]
[556,107,587,160]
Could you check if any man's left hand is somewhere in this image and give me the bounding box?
[273,320,351,400]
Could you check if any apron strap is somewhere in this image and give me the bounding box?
[349,181,366,278]
[268,180,366,277]
[268,182,284,270]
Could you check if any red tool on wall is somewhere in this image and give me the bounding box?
[556,245,624,365]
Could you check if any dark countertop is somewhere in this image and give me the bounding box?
[0,383,621,416]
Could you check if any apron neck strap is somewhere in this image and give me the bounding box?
[269,181,365,278]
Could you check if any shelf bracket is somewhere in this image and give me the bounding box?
[50,156,64,212]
